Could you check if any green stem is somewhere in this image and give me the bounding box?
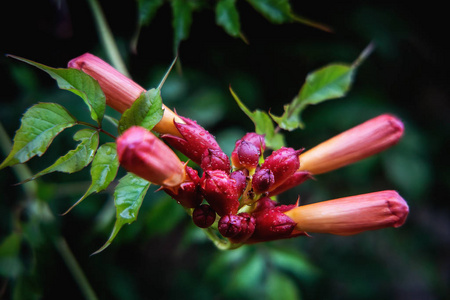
[54,237,99,300]
[86,0,130,77]
[77,121,117,140]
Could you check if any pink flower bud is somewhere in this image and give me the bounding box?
[68,53,183,137]
[251,168,275,194]
[192,204,217,228]
[284,190,409,235]
[299,114,404,175]
[116,126,185,186]
[201,149,231,173]
[200,170,240,216]
[161,116,221,165]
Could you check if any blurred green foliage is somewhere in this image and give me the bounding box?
[1,1,449,300]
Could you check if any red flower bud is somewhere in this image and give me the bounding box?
[161,116,221,165]
[201,148,231,173]
[252,168,275,194]
[260,147,303,190]
[299,114,404,175]
[231,141,261,170]
[247,204,303,243]
[218,214,242,238]
[116,126,185,186]
[284,190,409,235]
[230,169,249,196]
[68,53,183,137]
[192,204,217,228]
[200,170,240,216]
[228,213,256,244]
[163,167,202,208]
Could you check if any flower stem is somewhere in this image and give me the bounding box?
[86,0,130,77]
[77,121,117,140]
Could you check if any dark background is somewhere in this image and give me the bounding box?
[1,1,449,299]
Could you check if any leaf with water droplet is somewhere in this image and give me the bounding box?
[92,173,150,254]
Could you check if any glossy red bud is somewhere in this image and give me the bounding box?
[201,148,231,172]
[161,116,221,165]
[228,213,256,244]
[230,169,249,196]
[231,141,260,170]
[200,170,240,216]
[192,204,217,228]
[218,214,242,238]
[252,168,275,194]
[260,147,303,190]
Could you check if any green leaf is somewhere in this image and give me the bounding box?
[230,87,285,150]
[271,64,356,130]
[92,173,150,254]
[137,0,164,26]
[118,88,164,134]
[216,0,241,37]
[26,129,99,181]
[268,247,319,280]
[9,55,106,125]
[0,103,77,169]
[246,0,293,24]
[63,143,119,215]
[171,0,194,53]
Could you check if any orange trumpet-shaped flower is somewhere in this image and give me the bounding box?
[116,126,186,187]
[298,114,404,175]
[68,53,183,137]
[284,190,409,236]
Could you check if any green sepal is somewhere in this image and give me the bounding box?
[0,103,77,169]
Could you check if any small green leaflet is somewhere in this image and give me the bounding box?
[118,88,164,134]
[270,64,356,130]
[137,0,164,26]
[270,44,373,130]
[216,0,241,38]
[24,129,99,182]
[246,0,293,24]
[92,173,150,255]
[62,143,119,215]
[230,87,285,150]
[9,55,106,126]
[0,103,77,169]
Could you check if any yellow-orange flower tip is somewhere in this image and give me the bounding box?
[298,114,404,175]
[284,190,409,236]
[116,126,186,187]
[68,53,184,137]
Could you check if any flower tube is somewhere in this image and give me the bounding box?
[116,126,186,187]
[284,190,409,235]
[68,53,183,137]
[298,114,404,175]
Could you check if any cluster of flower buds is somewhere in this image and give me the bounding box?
[71,53,409,247]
